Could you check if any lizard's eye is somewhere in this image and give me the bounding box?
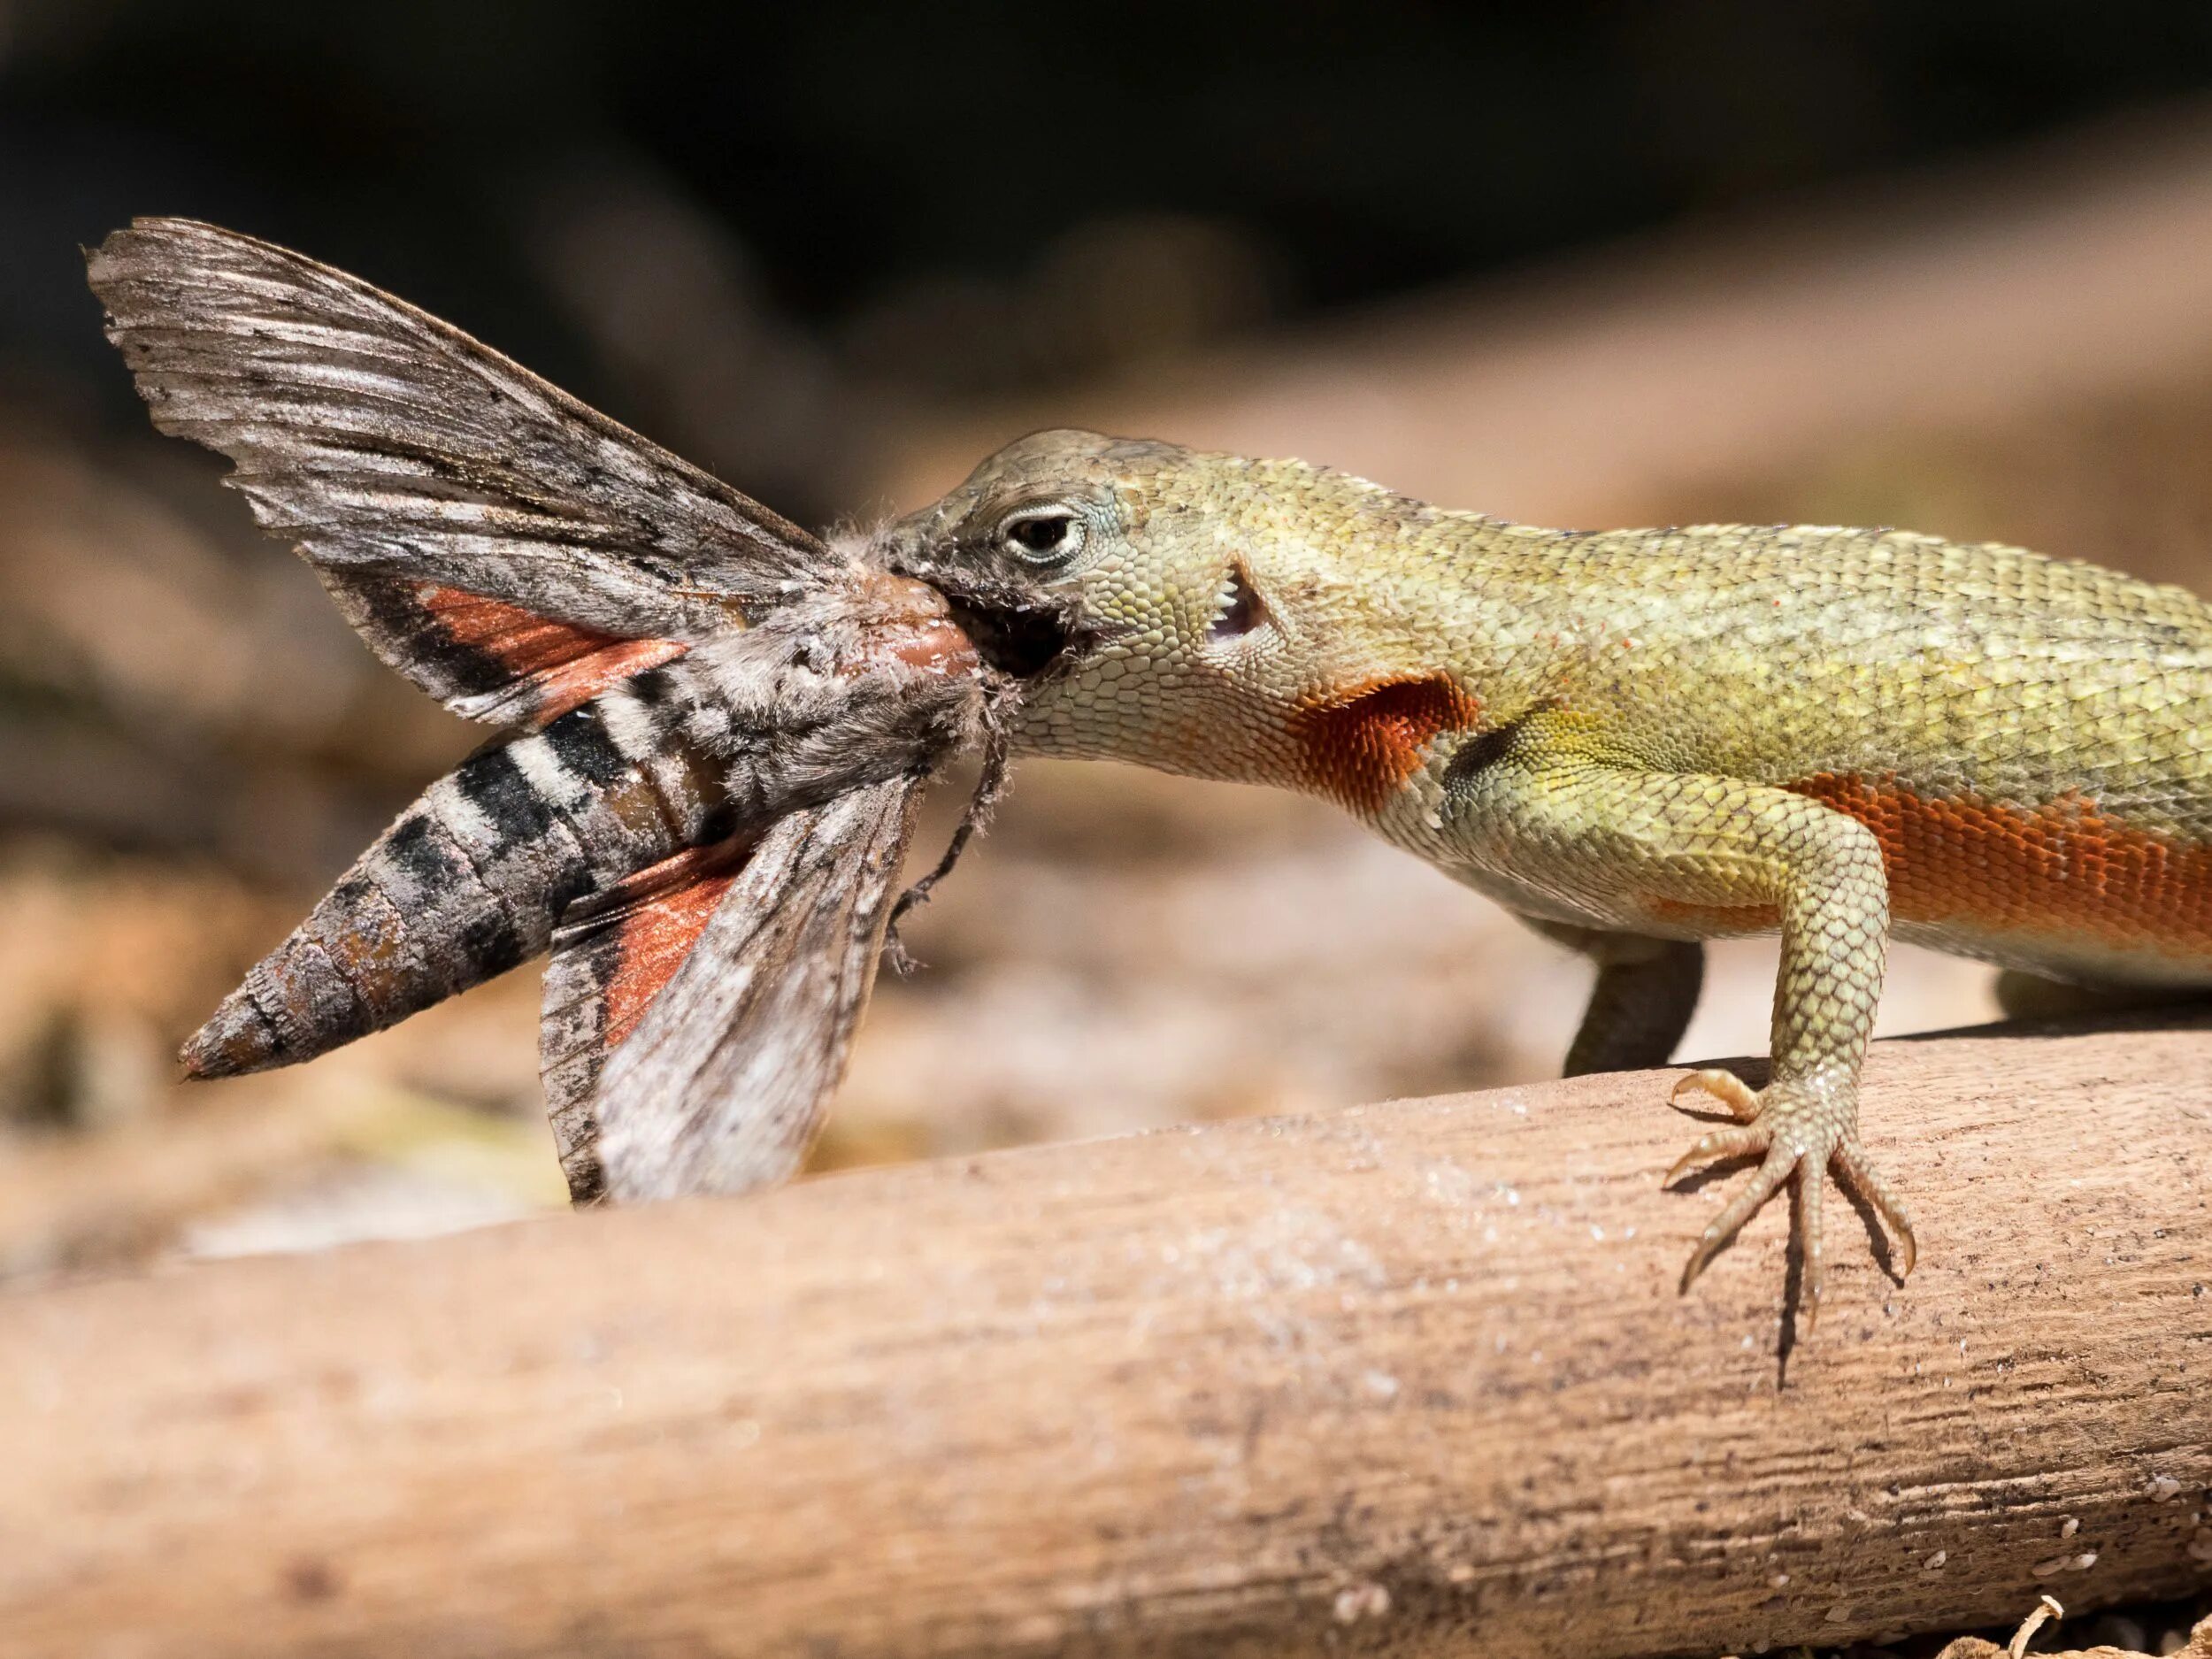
[999,507,1086,565]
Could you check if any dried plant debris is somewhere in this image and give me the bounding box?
[87,218,1060,1202]
[1724,1594,2212,1658]
[1955,1597,2212,1658]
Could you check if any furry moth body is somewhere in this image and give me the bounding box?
[88,219,1001,1204]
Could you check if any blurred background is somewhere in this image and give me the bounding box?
[9,0,2212,1279]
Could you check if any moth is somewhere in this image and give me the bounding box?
[88,219,1071,1204]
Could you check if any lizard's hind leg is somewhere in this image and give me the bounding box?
[1993,969,2210,1024]
[1520,919,1704,1076]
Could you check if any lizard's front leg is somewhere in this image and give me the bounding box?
[1439,716,1916,1321]
[1517,918,1704,1076]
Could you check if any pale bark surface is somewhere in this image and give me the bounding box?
[1,1015,2208,1658]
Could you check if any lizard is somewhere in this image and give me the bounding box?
[892,428,2212,1320]
[85,220,2212,1302]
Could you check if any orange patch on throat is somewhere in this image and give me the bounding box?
[1789,773,2212,949]
[602,870,737,1049]
[1292,674,1482,814]
[420,585,689,718]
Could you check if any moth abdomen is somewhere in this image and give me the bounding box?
[182,687,726,1079]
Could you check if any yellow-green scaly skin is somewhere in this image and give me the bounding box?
[893,430,2212,1318]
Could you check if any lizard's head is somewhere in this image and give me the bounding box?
[887,427,1304,771]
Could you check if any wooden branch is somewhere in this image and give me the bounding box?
[2,1016,2208,1658]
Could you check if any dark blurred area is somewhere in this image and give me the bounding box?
[8,0,2212,1333]
[13,1,2212,511]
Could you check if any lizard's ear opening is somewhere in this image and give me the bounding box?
[1207,559,1270,642]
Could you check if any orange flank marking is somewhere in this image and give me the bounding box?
[1640,777,2212,951]
[1787,774,2212,948]
[602,868,738,1049]
[419,585,689,718]
[1292,673,1482,815]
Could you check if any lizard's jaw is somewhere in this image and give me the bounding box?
[939,586,1080,680]
[887,553,1110,685]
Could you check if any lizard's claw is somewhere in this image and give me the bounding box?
[1663,1069,1916,1325]
[1832,1133,1918,1279]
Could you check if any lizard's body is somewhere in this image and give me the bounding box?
[896,431,2212,1317]
[89,214,2212,1300]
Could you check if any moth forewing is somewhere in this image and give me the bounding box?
[86,217,852,728]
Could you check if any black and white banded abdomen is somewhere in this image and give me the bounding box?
[182,673,731,1079]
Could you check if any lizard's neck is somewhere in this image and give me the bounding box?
[1009,501,1564,800]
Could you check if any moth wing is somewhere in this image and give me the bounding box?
[539,775,925,1204]
[88,217,849,726]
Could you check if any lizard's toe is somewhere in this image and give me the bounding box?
[1663,1069,1910,1317]
[1663,1123,1767,1186]
[1679,1134,1797,1292]
[1833,1131,1918,1279]
[1671,1067,1760,1121]
[1794,1156,1828,1327]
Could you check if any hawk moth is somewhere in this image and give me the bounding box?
[87,219,1071,1204]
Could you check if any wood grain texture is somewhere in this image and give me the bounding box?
[1,1016,2208,1658]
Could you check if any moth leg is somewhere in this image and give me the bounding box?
[1519,918,1703,1076]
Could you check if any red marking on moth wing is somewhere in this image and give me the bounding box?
[527,638,694,719]
[419,585,689,718]
[1290,674,1483,814]
[1790,773,2212,948]
[602,870,738,1051]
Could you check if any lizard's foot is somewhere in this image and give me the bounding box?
[1664,1068,1917,1324]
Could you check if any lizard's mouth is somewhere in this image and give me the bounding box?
[941,589,1079,680]
[895,558,1104,683]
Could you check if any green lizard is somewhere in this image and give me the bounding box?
[894,429,2212,1320]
